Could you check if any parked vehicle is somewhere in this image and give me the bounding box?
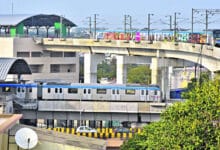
[76,126,97,133]
[114,127,130,133]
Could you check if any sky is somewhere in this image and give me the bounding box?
[0,0,220,30]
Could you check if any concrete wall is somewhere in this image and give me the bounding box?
[0,133,91,150]
[0,38,14,57]
[0,38,16,81]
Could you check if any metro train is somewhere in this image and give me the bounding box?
[0,82,162,102]
[96,29,220,47]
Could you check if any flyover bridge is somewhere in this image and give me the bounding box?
[39,38,220,72]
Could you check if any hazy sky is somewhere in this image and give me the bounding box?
[0,0,220,30]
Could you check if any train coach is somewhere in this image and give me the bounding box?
[40,83,161,102]
[12,82,162,102]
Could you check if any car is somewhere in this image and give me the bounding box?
[76,126,97,133]
[114,127,130,133]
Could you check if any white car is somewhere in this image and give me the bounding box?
[76,126,97,133]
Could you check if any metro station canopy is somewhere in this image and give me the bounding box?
[0,58,31,81]
[0,14,77,37]
[0,14,76,27]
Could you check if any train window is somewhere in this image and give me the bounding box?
[68,88,78,94]
[141,90,144,95]
[88,89,91,94]
[84,89,86,94]
[17,87,20,92]
[59,88,62,93]
[2,87,11,92]
[112,89,115,94]
[154,90,157,95]
[22,88,25,92]
[29,88,32,93]
[55,88,58,93]
[117,90,119,94]
[146,90,148,95]
[125,89,135,95]
[48,88,51,93]
[97,89,106,94]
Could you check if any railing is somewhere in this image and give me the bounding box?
[47,127,142,139]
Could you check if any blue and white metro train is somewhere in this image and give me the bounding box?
[0,82,162,102]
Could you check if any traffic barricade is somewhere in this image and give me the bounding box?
[71,128,75,134]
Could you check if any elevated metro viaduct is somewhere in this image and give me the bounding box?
[39,38,220,99]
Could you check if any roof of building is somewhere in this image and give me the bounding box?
[0,114,22,133]
[0,58,31,81]
[0,14,76,27]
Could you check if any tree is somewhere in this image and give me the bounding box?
[127,65,151,84]
[97,60,116,82]
[121,80,220,149]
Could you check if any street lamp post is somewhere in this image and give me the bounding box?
[148,13,154,41]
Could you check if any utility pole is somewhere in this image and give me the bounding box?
[94,14,98,39]
[87,16,92,38]
[205,9,209,38]
[174,12,180,42]
[148,13,153,41]
[165,15,172,31]
[124,15,132,34]
[124,15,129,34]
[168,15,172,31]
[192,9,220,43]
[191,8,194,43]
[129,15,132,34]
[124,15,127,34]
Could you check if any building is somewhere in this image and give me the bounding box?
[0,14,80,83]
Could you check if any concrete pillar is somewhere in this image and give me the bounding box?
[116,55,127,84]
[167,66,173,100]
[25,26,29,36]
[36,26,39,36]
[46,119,49,128]
[211,71,215,80]
[46,26,50,38]
[151,57,159,85]
[68,26,71,37]
[51,119,54,128]
[84,53,105,83]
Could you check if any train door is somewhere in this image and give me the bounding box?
[16,87,26,99]
[82,88,92,100]
[140,89,146,101]
[146,90,149,101]
[111,89,120,101]
[54,88,64,99]
[37,83,42,100]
